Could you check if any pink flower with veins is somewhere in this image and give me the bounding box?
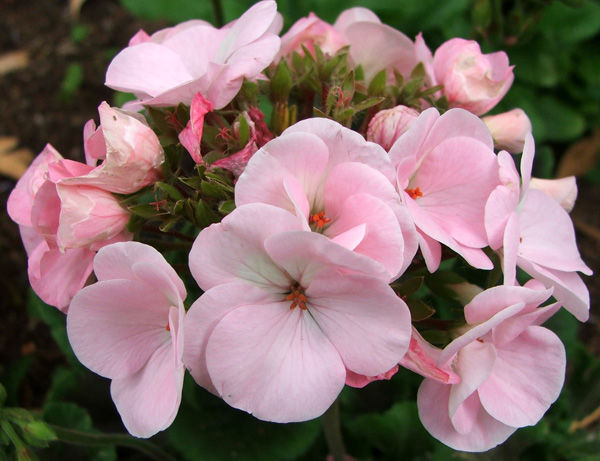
[234,117,418,280]
[485,134,592,321]
[105,1,282,110]
[417,283,566,452]
[388,108,500,272]
[62,102,164,194]
[184,203,412,422]
[67,242,186,438]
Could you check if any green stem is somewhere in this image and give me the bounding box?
[322,399,346,461]
[211,0,224,27]
[49,425,177,461]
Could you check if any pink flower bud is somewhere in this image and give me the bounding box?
[278,13,347,59]
[367,105,420,151]
[433,38,514,115]
[482,109,532,153]
[530,176,578,212]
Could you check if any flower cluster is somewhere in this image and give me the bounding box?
[8,0,591,454]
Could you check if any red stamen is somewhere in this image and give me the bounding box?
[149,194,167,211]
[166,323,171,332]
[309,211,331,229]
[405,187,423,200]
[287,284,308,310]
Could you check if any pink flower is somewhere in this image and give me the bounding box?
[277,12,347,59]
[184,203,411,422]
[67,242,186,438]
[7,145,131,310]
[485,134,592,321]
[367,105,420,151]
[334,8,418,83]
[482,109,532,153]
[417,284,565,452]
[432,38,514,115]
[388,108,500,272]
[529,176,578,213]
[105,1,282,110]
[62,102,164,194]
[178,91,213,164]
[234,117,418,280]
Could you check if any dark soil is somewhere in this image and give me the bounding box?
[0,0,599,419]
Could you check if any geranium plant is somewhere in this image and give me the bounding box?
[4,1,593,459]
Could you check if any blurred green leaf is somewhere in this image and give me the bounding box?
[168,386,320,460]
[539,0,600,44]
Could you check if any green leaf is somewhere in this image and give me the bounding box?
[58,63,83,101]
[21,421,57,448]
[394,277,424,297]
[236,114,250,148]
[0,384,5,407]
[367,69,387,96]
[270,60,293,102]
[405,297,435,322]
[128,204,161,218]
[155,182,184,201]
[218,200,236,215]
[120,0,213,23]
[167,388,320,461]
[539,0,600,44]
[195,200,219,228]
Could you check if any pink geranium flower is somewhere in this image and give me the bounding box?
[485,134,592,321]
[235,117,418,280]
[106,1,282,110]
[184,203,411,422]
[62,102,164,194]
[67,242,186,438]
[388,108,500,272]
[7,145,131,310]
[417,284,565,452]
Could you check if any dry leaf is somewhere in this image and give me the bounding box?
[69,0,88,20]
[556,128,600,178]
[0,50,29,76]
[0,136,34,180]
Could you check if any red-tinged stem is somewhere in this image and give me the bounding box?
[322,398,346,461]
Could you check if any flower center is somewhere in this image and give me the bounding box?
[309,211,331,231]
[405,187,423,200]
[285,284,308,310]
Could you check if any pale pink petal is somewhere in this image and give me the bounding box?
[422,109,494,153]
[345,366,398,389]
[264,231,389,287]
[306,268,411,376]
[502,211,521,286]
[235,133,329,212]
[179,91,213,164]
[388,108,439,172]
[399,327,460,384]
[189,204,299,291]
[67,279,173,379]
[417,379,516,452]
[448,341,496,428]
[330,224,366,251]
[283,118,397,182]
[518,190,591,274]
[205,303,346,422]
[529,176,578,212]
[324,193,404,278]
[93,241,186,300]
[105,43,193,97]
[479,326,565,427]
[333,7,381,31]
[111,339,183,438]
[28,242,95,311]
[183,283,277,394]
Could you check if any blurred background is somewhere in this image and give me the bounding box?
[0,0,599,459]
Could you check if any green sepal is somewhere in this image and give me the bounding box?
[405,298,436,322]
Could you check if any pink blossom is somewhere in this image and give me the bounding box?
[367,105,420,151]
[432,38,514,115]
[388,108,500,272]
[529,176,578,212]
[7,145,131,310]
[482,109,532,153]
[334,8,418,83]
[277,12,347,59]
[105,1,282,110]
[67,242,186,438]
[417,284,565,452]
[184,203,411,422]
[234,117,418,280]
[61,102,164,194]
[485,134,592,320]
[178,91,213,164]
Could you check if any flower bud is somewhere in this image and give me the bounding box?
[530,176,578,212]
[433,38,514,115]
[367,105,420,151]
[482,109,532,153]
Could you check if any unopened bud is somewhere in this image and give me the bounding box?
[367,105,420,151]
[482,108,532,153]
